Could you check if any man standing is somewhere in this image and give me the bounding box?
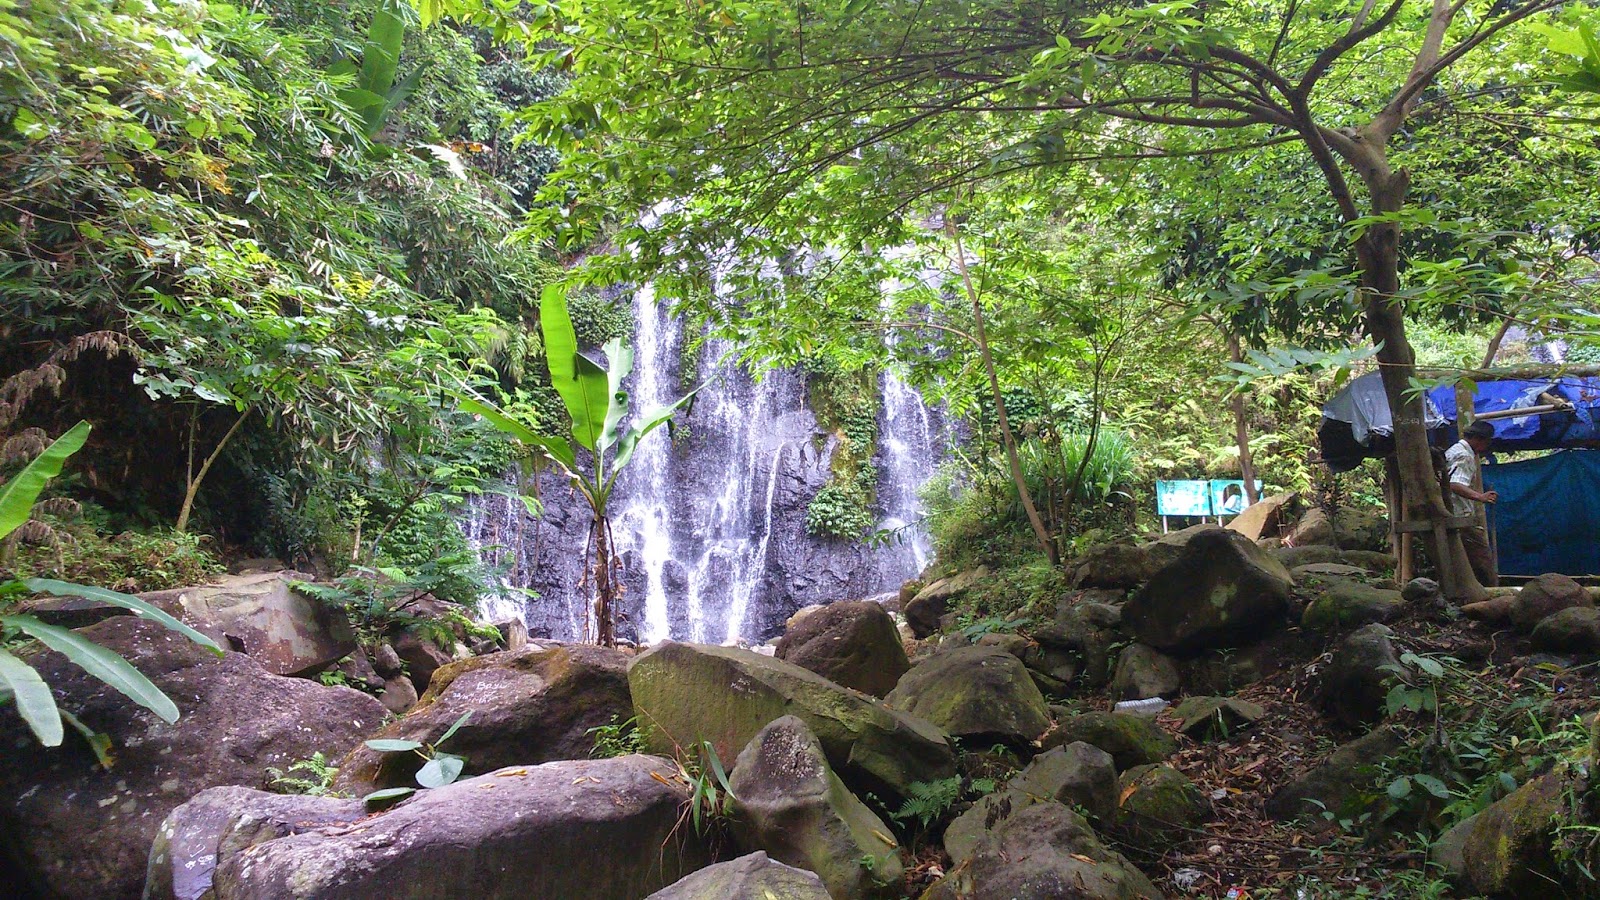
[1445,420,1498,587]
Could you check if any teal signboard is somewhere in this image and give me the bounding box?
[1156,480,1263,518]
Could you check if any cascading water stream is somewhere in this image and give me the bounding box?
[463,283,949,644]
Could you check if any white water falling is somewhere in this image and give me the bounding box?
[464,281,950,644]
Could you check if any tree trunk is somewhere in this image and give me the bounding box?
[1355,173,1486,602]
[591,515,617,647]
[1226,331,1258,505]
[176,408,250,535]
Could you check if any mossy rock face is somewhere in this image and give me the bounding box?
[627,642,955,802]
[1265,726,1405,821]
[1302,581,1407,631]
[645,852,830,900]
[1113,764,1210,840]
[1317,624,1399,729]
[1040,711,1178,771]
[884,646,1051,744]
[1124,528,1294,654]
[1272,545,1395,574]
[1071,542,1155,589]
[1110,642,1182,702]
[1171,696,1264,740]
[1458,765,1588,897]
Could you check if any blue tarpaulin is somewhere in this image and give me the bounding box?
[1427,377,1600,449]
[1485,450,1600,577]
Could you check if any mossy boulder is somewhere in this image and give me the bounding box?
[1272,545,1395,574]
[1113,764,1210,840]
[1531,607,1600,654]
[1266,726,1404,821]
[628,642,955,801]
[1288,506,1390,552]
[645,852,830,900]
[1302,581,1407,631]
[1071,542,1155,589]
[1451,765,1588,897]
[884,645,1051,744]
[924,803,1161,900]
[1124,527,1294,654]
[728,716,902,898]
[1171,696,1264,740]
[943,741,1118,866]
[1318,624,1400,728]
[904,567,989,638]
[1040,711,1178,771]
[1032,593,1126,687]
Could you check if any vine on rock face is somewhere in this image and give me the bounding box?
[804,359,883,540]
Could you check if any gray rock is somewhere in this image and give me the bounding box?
[1288,506,1389,552]
[1110,642,1181,701]
[628,642,955,802]
[1530,607,1600,653]
[1302,581,1407,631]
[1511,573,1593,630]
[392,628,455,692]
[884,645,1050,744]
[1318,624,1399,728]
[212,756,710,899]
[903,568,989,638]
[924,803,1161,900]
[139,571,354,677]
[146,787,365,900]
[0,618,385,900]
[1070,542,1154,589]
[1040,711,1178,771]
[1124,527,1293,654]
[1032,594,1125,687]
[372,641,403,676]
[1272,545,1394,574]
[645,852,830,900]
[774,600,909,698]
[1402,578,1441,603]
[728,716,902,898]
[1171,696,1264,740]
[1011,741,1117,819]
[379,674,418,715]
[335,644,632,793]
[975,631,1031,659]
[491,617,529,652]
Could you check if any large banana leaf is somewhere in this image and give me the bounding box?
[605,391,700,501]
[0,647,61,746]
[2,615,180,725]
[598,337,633,453]
[0,420,90,542]
[23,579,223,656]
[453,394,578,473]
[540,284,612,451]
[359,0,408,101]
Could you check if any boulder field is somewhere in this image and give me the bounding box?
[4,522,1599,898]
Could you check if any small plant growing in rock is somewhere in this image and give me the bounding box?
[678,739,736,837]
[268,752,342,797]
[587,714,647,758]
[362,711,472,806]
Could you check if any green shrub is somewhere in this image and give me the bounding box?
[13,510,222,593]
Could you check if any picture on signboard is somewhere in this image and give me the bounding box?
[1156,480,1212,517]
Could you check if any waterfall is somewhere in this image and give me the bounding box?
[463,285,949,645]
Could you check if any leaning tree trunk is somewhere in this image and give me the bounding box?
[1226,331,1258,505]
[1355,171,1486,603]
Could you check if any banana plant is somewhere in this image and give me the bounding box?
[456,284,704,646]
[0,421,223,758]
[330,0,425,139]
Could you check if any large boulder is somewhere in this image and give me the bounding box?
[334,643,633,793]
[774,600,909,698]
[133,571,354,676]
[1510,573,1593,630]
[884,645,1050,744]
[1272,545,1394,574]
[923,803,1162,900]
[210,756,710,899]
[1287,506,1390,552]
[628,642,955,801]
[392,627,457,692]
[904,567,989,638]
[1070,543,1154,589]
[0,617,385,900]
[1040,711,1178,771]
[645,852,830,900]
[1318,624,1400,728]
[942,741,1119,866]
[147,787,365,900]
[1225,492,1297,541]
[1266,726,1404,821]
[1123,527,1294,654]
[1302,581,1407,631]
[1531,607,1600,654]
[1109,643,1182,701]
[728,716,902,898]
